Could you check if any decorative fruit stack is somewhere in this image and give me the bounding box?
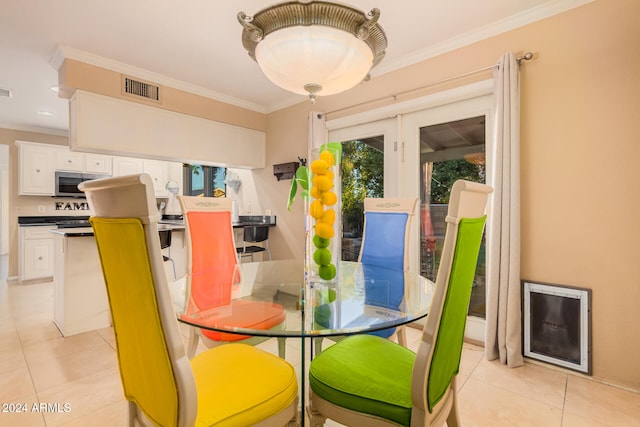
[309,149,339,281]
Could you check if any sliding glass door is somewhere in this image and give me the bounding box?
[403,94,492,340]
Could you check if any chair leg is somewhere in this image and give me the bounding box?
[168,258,176,280]
[397,325,407,347]
[447,403,461,427]
[277,337,286,359]
[186,328,200,359]
[314,337,323,357]
[306,393,327,427]
[446,381,461,427]
[127,401,137,427]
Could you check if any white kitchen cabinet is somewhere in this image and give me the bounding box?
[84,153,112,174]
[112,156,143,176]
[17,141,56,196]
[19,226,55,281]
[55,150,85,172]
[144,159,169,197]
[55,148,112,174]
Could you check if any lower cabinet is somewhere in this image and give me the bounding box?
[19,226,55,281]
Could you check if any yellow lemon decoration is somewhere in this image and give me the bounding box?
[306,145,342,282]
[310,159,329,175]
[313,175,333,192]
[315,222,334,239]
[310,186,321,199]
[321,191,338,206]
[309,200,325,219]
[320,150,335,167]
[318,209,336,225]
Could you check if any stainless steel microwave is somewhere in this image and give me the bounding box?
[55,171,111,198]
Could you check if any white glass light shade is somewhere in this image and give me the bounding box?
[255,26,374,96]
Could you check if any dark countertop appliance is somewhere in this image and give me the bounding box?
[55,171,111,198]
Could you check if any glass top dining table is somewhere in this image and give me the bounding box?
[174,259,434,426]
[175,259,435,339]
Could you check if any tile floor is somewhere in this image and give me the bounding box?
[1,279,639,426]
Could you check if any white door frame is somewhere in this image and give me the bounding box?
[326,80,494,342]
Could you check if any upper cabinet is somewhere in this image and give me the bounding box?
[84,153,112,174]
[18,141,181,197]
[143,160,168,197]
[17,141,56,196]
[55,150,84,172]
[112,156,143,176]
[112,157,180,197]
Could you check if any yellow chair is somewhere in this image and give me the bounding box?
[80,174,298,427]
[178,195,287,359]
[308,180,491,427]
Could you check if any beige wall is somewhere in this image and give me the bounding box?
[263,0,640,390]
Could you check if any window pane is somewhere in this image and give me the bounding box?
[211,167,226,197]
[189,165,205,196]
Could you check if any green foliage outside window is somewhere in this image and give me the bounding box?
[341,140,383,234]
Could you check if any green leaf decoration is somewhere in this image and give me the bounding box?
[287,165,310,211]
[287,176,298,211]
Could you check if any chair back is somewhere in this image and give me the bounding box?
[243,225,269,243]
[412,180,492,417]
[177,196,240,312]
[359,198,418,271]
[79,174,197,427]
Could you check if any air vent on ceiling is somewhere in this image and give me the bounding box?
[0,87,13,98]
[122,76,160,102]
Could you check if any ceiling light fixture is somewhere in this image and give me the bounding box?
[37,111,54,117]
[238,1,387,103]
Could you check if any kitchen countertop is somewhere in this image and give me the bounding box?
[18,215,90,227]
[49,223,185,237]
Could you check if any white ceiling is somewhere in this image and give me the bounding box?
[0,0,590,135]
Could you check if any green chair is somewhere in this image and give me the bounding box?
[308,180,492,427]
[80,174,298,427]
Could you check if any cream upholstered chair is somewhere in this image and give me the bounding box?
[80,174,298,427]
[178,195,287,359]
[314,197,418,355]
[308,180,491,427]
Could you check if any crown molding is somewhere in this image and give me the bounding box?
[0,122,69,137]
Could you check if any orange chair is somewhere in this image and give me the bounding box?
[178,196,287,359]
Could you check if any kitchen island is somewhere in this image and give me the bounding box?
[50,223,185,337]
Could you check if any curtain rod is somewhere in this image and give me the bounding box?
[321,51,534,118]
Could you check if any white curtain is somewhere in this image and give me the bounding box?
[486,52,524,368]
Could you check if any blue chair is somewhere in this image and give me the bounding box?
[308,180,492,427]
[314,198,418,355]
